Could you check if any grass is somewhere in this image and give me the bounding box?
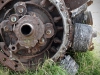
[75,51,100,75]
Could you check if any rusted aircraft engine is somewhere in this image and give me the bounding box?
[0,0,95,71]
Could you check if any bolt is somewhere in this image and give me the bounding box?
[54,16,62,23]
[54,38,61,44]
[4,26,9,31]
[50,47,57,53]
[40,0,46,7]
[39,38,45,44]
[18,7,24,13]
[46,30,52,35]
[48,5,55,12]
[10,16,17,23]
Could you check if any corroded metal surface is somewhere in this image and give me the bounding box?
[72,23,93,52]
[0,42,26,71]
[0,0,11,10]
[64,0,88,10]
[0,0,94,71]
[49,0,70,61]
[14,15,45,48]
[0,1,55,70]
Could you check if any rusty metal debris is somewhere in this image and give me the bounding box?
[0,0,95,73]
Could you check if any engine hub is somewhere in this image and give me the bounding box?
[14,15,45,48]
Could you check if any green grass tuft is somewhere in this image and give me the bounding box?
[75,51,100,75]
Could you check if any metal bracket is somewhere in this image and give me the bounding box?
[71,3,87,17]
[71,0,93,17]
[0,42,26,71]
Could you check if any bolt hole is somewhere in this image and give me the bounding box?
[1,1,4,3]
[21,25,32,35]
[12,46,16,50]
[15,65,18,68]
[3,58,6,61]
[14,60,19,63]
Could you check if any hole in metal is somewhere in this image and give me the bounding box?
[1,1,4,3]
[12,46,16,50]
[21,25,32,35]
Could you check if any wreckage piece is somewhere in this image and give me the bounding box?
[0,0,95,73]
[73,11,93,25]
[61,55,79,75]
[72,23,93,52]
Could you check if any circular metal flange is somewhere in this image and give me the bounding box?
[14,15,45,48]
